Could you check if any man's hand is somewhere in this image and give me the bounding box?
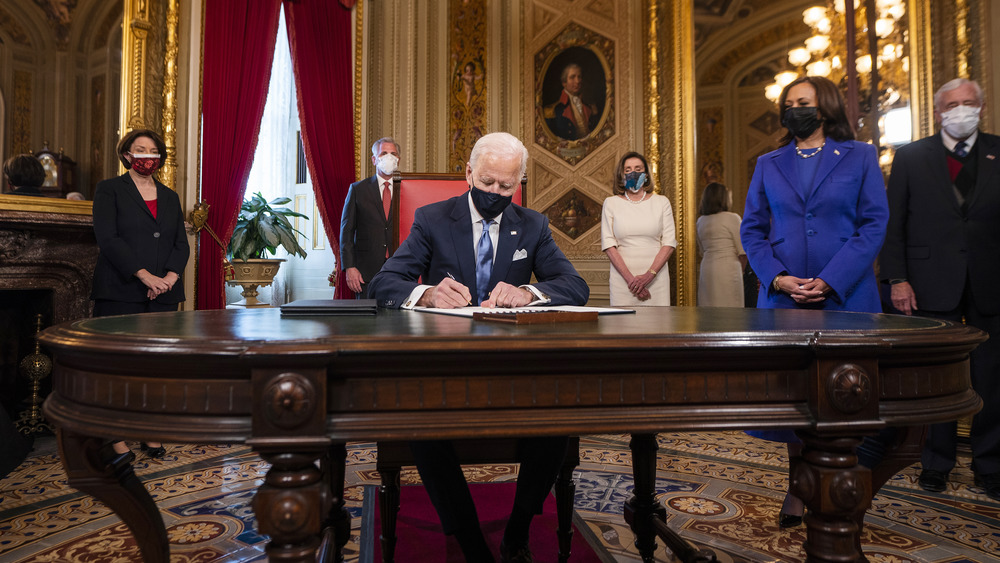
[890,281,918,315]
[345,267,365,294]
[417,277,473,309]
[481,281,533,308]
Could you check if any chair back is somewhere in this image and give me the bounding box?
[390,172,525,254]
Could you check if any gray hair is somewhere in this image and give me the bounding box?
[561,63,582,84]
[468,132,529,179]
[934,78,984,109]
[371,137,400,157]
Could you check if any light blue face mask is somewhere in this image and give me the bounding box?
[624,171,647,192]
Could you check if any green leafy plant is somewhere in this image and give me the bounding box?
[228,192,309,261]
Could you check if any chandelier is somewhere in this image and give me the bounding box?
[764,0,911,166]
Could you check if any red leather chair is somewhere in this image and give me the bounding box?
[390,172,524,255]
[377,173,577,563]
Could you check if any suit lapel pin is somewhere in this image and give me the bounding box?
[987,154,996,160]
[834,149,840,155]
[510,230,517,235]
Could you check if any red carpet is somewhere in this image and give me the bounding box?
[369,483,605,562]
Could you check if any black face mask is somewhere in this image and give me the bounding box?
[782,106,823,139]
[470,185,513,221]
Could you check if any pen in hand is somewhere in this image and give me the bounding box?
[446,272,473,306]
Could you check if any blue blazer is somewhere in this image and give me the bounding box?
[368,193,589,308]
[740,138,888,312]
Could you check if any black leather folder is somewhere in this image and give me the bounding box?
[279,299,378,316]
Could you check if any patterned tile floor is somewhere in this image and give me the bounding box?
[1,432,998,562]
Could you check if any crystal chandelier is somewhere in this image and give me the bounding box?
[764,0,911,166]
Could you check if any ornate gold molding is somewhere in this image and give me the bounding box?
[120,0,152,135]
[160,0,180,189]
[647,1,696,306]
[354,0,365,181]
[908,0,934,139]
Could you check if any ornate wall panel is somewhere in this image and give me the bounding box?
[523,0,643,305]
[447,0,487,172]
[12,69,32,155]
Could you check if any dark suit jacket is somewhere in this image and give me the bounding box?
[368,194,589,308]
[91,173,189,304]
[339,175,392,292]
[880,132,1000,314]
[741,138,888,312]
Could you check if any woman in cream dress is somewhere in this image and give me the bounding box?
[696,183,747,307]
[601,152,677,306]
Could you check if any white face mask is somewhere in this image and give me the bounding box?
[376,153,399,176]
[941,105,981,140]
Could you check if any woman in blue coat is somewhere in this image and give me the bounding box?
[740,75,889,526]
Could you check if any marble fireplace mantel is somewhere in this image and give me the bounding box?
[0,208,97,324]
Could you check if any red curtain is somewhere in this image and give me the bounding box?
[197,0,281,309]
[284,0,357,299]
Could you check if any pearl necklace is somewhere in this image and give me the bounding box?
[795,140,825,159]
[624,190,648,204]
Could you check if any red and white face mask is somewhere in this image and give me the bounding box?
[128,153,161,176]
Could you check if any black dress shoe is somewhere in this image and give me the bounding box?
[974,472,1000,501]
[140,443,167,458]
[778,511,803,528]
[917,469,949,492]
[499,540,533,563]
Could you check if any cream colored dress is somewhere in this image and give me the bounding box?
[601,194,677,306]
[696,211,745,307]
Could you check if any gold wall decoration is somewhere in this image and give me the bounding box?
[534,22,615,165]
[12,70,32,156]
[353,0,364,183]
[120,0,153,133]
[908,0,934,139]
[647,0,696,306]
[448,0,487,173]
[160,0,180,190]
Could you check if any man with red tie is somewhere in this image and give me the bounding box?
[340,137,400,298]
[881,78,1000,501]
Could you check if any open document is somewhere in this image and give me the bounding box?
[412,304,635,318]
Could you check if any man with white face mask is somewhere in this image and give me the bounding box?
[881,78,1000,501]
[340,137,401,298]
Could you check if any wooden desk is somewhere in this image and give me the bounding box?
[41,307,984,563]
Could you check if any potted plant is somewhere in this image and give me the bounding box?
[227,192,309,307]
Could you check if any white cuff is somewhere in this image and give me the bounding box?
[521,284,551,306]
[402,285,435,309]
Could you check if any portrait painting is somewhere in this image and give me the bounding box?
[540,47,607,141]
[534,23,614,165]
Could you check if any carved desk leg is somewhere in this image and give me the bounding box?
[250,368,331,562]
[793,433,871,563]
[56,428,169,563]
[253,450,332,562]
[624,434,666,563]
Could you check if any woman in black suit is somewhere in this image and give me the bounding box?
[92,129,190,459]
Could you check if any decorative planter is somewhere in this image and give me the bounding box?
[226,258,285,308]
